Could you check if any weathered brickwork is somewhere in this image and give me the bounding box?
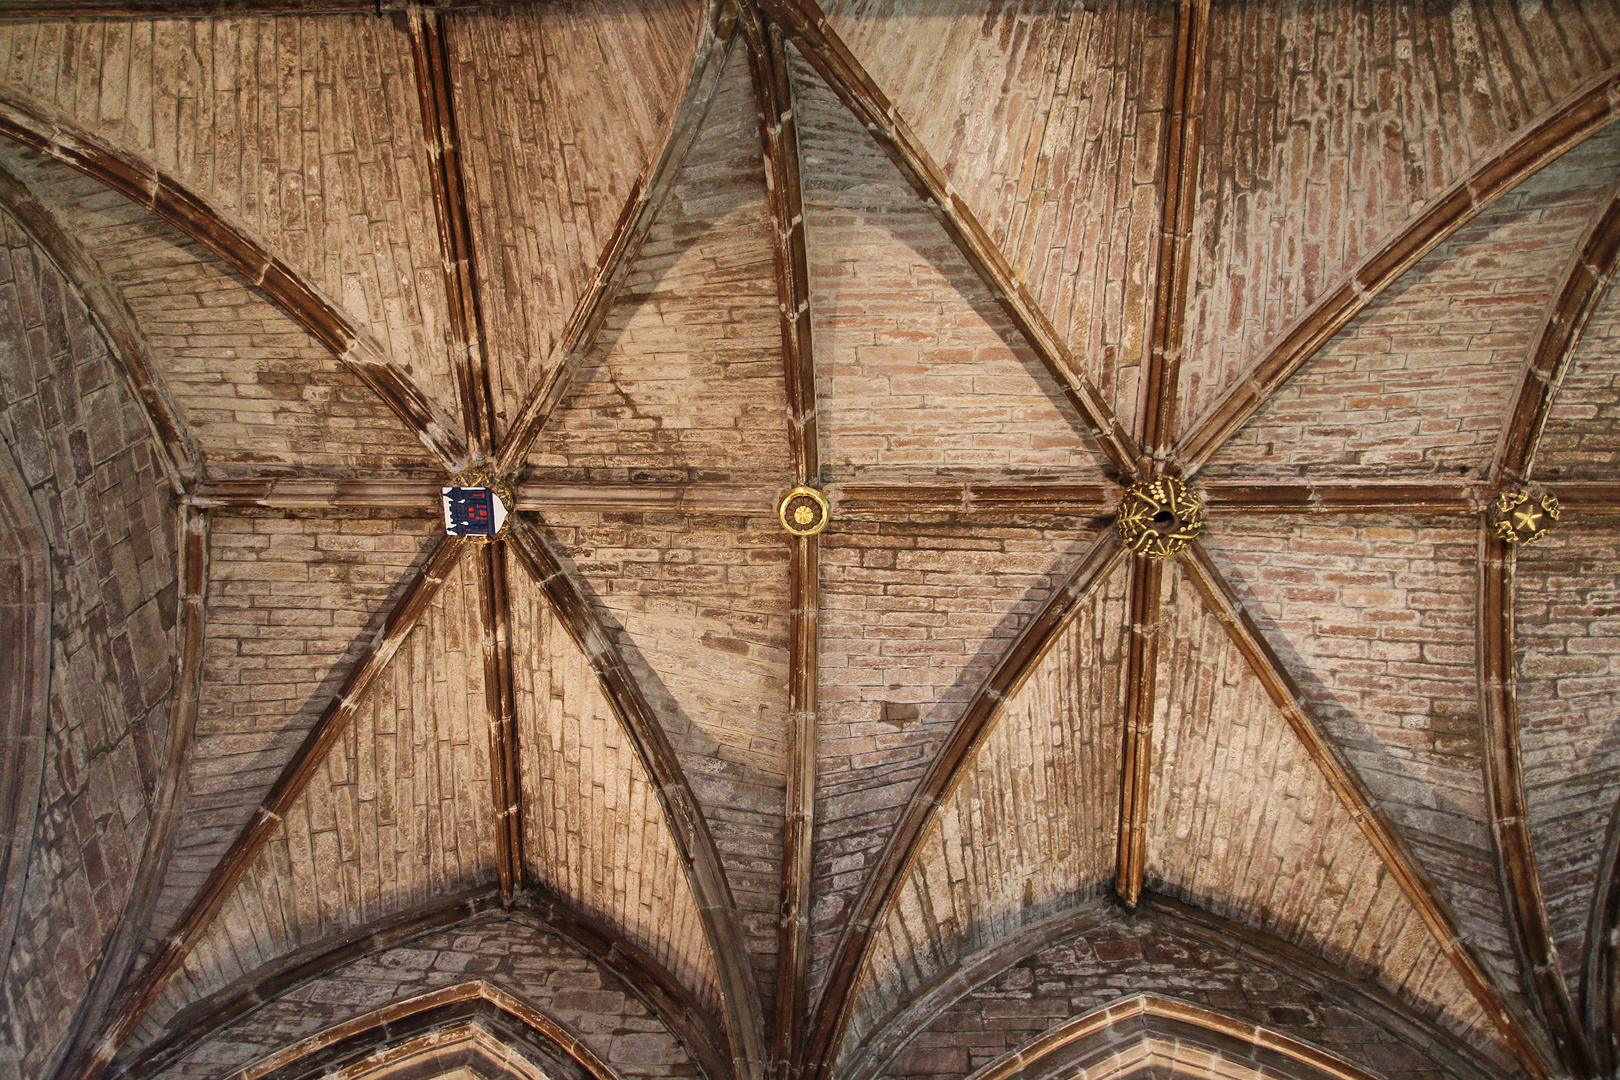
[1514,524,1620,994]
[0,14,460,410]
[1148,560,1502,1064]
[450,0,701,436]
[793,50,1108,482]
[146,912,700,1080]
[0,212,178,1078]
[1536,264,1620,480]
[842,558,1128,1065]
[880,899,1475,1080]
[1206,125,1620,480]
[510,558,723,1015]
[0,147,439,477]
[810,520,1096,1001]
[820,0,1173,436]
[1179,0,1620,433]
[1199,517,1519,1000]
[137,552,493,1050]
[539,509,785,1012]
[532,48,792,485]
[147,511,440,960]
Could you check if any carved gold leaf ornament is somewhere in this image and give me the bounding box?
[1115,478,1206,558]
[1489,487,1560,545]
[779,486,830,537]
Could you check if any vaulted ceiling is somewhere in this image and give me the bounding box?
[0,3,1618,1080]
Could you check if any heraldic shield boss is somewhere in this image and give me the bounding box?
[442,474,513,539]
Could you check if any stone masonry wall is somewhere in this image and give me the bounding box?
[0,211,178,1078]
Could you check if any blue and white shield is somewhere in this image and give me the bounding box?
[442,486,508,537]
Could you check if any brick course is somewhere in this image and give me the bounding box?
[1204,125,1620,480]
[1200,516,1520,1002]
[451,0,702,438]
[819,0,1172,437]
[147,512,440,963]
[810,519,1096,1004]
[542,509,786,1014]
[1147,559,1503,1065]
[0,147,441,478]
[0,14,461,413]
[1536,264,1620,480]
[510,556,725,1016]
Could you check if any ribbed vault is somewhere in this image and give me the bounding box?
[0,4,1617,1080]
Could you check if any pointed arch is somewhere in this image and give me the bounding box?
[54,535,468,1080]
[1473,172,1620,1080]
[1180,543,1557,1079]
[221,982,621,1080]
[119,887,731,1080]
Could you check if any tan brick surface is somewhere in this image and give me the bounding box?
[451,0,701,437]
[137,552,492,1050]
[1200,516,1520,1002]
[810,519,1096,1003]
[0,211,178,1077]
[1514,525,1620,994]
[541,509,787,1012]
[1180,0,1620,434]
[794,50,1108,482]
[531,49,792,486]
[819,0,1173,436]
[148,912,700,1080]
[0,146,439,477]
[841,558,1128,1065]
[1148,559,1504,1065]
[511,555,723,1016]
[1204,125,1620,480]
[147,512,440,961]
[0,14,460,411]
[0,3,1612,1074]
